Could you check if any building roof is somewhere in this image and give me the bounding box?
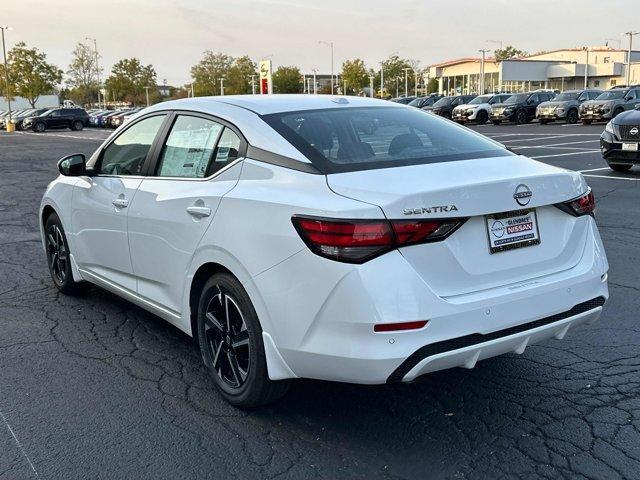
[429,57,496,68]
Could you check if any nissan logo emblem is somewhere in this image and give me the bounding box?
[513,184,532,206]
[630,127,639,136]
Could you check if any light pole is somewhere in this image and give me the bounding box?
[414,71,419,97]
[144,86,150,106]
[220,78,225,96]
[478,49,490,94]
[380,66,384,98]
[369,75,374,98]
[311,69,318,94]
[318,41,334,94]
[1,26,13,125]
[250,75,256,94]
[624,32,639,86]
[583,46,590,89]
[85,37,101,108]
[403,67,411,97]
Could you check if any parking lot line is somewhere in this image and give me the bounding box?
[15,131,107,141]
[530,151,599,159]
[503,135,580,143]
[486,133,601,137]
[579,167,611,173]
[512,146,600,151]
[583,174,639,181]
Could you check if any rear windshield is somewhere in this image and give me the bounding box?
[262,106,511,173]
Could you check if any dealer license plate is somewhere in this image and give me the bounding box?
[486,210,541,254]
[622,143,639,151]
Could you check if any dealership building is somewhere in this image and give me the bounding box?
[426,47,640,94]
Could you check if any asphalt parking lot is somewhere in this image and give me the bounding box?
[1,123,639,480]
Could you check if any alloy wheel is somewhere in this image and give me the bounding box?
[46,224,67,284]
[204,286,250,389]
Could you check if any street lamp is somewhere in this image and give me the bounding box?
[250,75,256,94]
[1,26,13,126]
[85,37,101,108]
[582,46,590,89]
[478,49,490,95]
[318,41,334,94]
[311,69,318,94]
[624,32,639,86]
[220,78,225,96]
[403,67,412,97]
[369,75,374,98]
[144,86,151,106]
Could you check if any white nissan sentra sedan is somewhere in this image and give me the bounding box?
[40,95,609,407]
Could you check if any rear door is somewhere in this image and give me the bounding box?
[127,112,245,314]
[72,113,168,291]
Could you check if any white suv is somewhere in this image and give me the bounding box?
[40,95,609,407]
[452,93,512,124]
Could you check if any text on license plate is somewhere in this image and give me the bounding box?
[486,210,541,254]
[622,143,639,151]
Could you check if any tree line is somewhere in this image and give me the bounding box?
[0,40,527,107]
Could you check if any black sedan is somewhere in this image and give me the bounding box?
[600,105,640,172]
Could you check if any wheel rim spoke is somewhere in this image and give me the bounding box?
[231,329,249,349]
[212,342,223,370]
[227,350,243,386]
[205,312,224,334]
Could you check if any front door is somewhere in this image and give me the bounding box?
[127,113,245,314]
[71,114,168,291]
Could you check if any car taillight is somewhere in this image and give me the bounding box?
[557,189,595,217]
[292,215,466,263]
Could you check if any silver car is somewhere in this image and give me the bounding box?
[536,89,602,124]
[579,86,640,124]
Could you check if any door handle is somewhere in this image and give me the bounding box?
[112,198,129,209]
[186,205,211,218]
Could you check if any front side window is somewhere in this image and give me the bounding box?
[263,106,510,173]
[157,115,223,178]
[99,115,166,176]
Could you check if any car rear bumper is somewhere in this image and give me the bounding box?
[255,218,609,384]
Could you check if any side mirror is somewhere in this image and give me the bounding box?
[57,153,87,176]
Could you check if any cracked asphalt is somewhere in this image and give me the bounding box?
[0,124,639,480]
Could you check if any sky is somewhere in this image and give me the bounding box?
[3,0,639,86]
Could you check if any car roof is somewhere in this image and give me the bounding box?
[147,94,398,116]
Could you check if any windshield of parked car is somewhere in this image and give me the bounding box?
[596,91,624,100]
[552,92,580,101]
[408,97,424,106]
[504,94,528,104]
[263,106,511,174]
[433,97,455,107]
[468,95,492,105]
[39,109,57,116]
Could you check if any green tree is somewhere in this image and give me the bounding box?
[226,56,257,95]
[190,51,233,96]
[377,55,417,98]
[7,42,63,107]
[341,59,368,95]
[494,46,527,61]
[426,77,439,94]
[66,42,100,106]
[104,58,157,105]
[272,66,302,93]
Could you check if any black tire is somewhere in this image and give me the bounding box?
[539,119,549,125]
[515,110,528,125]
[476,110,488,125]
[197,273,290,408]
[44,212,87,295]
[566,109,579,124]
[34,122,46,133]
[582,119,592,125]
[71,120,84,131]
[612,108,624,118]
[608,163,632,172]
[492,120,501,126]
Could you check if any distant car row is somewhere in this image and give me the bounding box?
[392,85,640,125]
[0,106,143,132]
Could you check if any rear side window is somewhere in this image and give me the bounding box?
[157,115,223,178]
[262,107,510,174]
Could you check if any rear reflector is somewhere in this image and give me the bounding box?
[374,320,428,332]
[292,215,467,263]
[556,189,595,217]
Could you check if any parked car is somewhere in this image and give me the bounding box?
[490,92,555,125]
[0,109,28,128]
[89,110,112,127]
[409,94,443,109]
[452,93,512,125]
[537,89,602,124]
[579,86,640,124]
[22,108,89,132]
[423,95,476,119]
[99,110,124,128]
[110,109,142,128]
[14,108,50,130]
[390,96,417,105]
[41,95,608,407]
[600,105,640,171]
